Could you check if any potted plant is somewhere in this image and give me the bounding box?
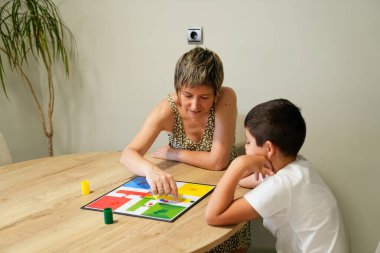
[0,0,76,156]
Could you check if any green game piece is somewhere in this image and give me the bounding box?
[103,208,113,224]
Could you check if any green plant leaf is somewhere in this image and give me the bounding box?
[0,0,77,156]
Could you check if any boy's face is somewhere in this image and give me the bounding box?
[244,128,267,156]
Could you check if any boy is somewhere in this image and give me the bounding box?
[205,99,349,253]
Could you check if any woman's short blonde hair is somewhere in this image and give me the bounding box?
[174,47,224,98]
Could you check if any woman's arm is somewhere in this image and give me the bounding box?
[120,99,178,198]
[205,155,273,225]
[150,87,238,170]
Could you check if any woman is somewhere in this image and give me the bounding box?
[120,47,238,198]
[120,47,249,252]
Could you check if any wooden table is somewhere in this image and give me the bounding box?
[0,152,249,252]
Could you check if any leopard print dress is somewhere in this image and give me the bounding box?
[166,95,237,161]
[165,95,250,252]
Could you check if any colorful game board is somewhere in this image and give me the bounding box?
[81,176,215,222]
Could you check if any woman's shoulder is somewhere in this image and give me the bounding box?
[215,86,237,110]
[166,92,179,103]
[220,86,236,96]
[221,86,236,95]
[148,95,175,131]
[154,95,175,115]
[218,86,237,103]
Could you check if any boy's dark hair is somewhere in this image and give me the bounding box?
[244,99,306,157]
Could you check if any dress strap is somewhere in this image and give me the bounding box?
[165,94,180,114]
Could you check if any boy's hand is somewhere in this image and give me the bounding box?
[254,155,274,177]
[235,155,274,177]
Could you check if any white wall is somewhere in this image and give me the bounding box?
[0,1,379,252]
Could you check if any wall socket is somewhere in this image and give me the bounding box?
[187,27,202,44]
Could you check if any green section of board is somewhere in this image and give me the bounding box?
[127,197,153,211]
[143,203,186,219]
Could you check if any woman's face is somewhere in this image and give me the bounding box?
[179,86,215,118]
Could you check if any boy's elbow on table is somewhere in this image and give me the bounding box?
[205,213,234,226]
[204,208,228,226]
[204,211,219,225]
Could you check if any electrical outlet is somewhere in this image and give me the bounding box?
[187,27,202,43]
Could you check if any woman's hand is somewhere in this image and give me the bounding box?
[145,165,178,200]
[150,145,175,160]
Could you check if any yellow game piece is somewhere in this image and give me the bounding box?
[81,180,90,195]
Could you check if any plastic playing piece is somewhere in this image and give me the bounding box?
[81,180,90,195]
[104,208,113,224]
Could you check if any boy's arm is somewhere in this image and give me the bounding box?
[205,155,273,225]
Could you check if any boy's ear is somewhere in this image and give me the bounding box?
[264,141,277,159]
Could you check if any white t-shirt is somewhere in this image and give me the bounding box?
[244,156,349,253]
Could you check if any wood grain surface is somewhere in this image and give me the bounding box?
[0,152,248,253]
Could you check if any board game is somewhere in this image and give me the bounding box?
[81,176,215,222]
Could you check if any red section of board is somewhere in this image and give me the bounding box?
[116,189,151,198]
[87,195,131,210]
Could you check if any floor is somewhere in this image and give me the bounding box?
[247,219,277,253]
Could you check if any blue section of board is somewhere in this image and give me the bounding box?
[123,176,150,189]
